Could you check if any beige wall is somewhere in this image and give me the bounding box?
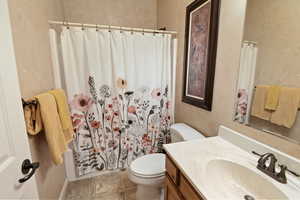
[8,0,66,199]
[62,0,158,29]
[244,0,300,88]
[157,0,300,159]
[243,0,300,142]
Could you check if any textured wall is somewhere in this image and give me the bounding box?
[244,0,300,88]
[62,0,157,29]
[244,0,300,142]
[157,0,300,158]
[7,0,66,199]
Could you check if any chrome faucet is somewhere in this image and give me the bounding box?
[252,151,300,184]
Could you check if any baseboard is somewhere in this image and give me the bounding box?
[58,179,68,200]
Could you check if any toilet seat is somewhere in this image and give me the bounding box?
[130,153,165,178]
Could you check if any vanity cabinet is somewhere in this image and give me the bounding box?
[165,155,205,200]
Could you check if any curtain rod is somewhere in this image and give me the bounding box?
[244,40,258,45]
[48,20,177,35]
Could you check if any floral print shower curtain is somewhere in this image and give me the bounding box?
[234,42,258,124]
[60,27,174,176]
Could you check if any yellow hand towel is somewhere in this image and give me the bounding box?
[270,87,300,128]
[23,98,43,135]
[251,85,272,120]
[48,89,74,143]
[35,93,67,165]
[265,85,281,111]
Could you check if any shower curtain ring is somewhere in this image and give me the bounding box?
[142,29,145,35]
[63,21,69,29]
[67,22,70,29]
[96,24,99,31]
[108,25,111,32]
[119,26,122,33]
[131,28,134,35]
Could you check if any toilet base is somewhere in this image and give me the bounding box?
[136,185,164,200]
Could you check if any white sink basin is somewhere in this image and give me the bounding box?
[164,127,300,200]
[206,159,288,200]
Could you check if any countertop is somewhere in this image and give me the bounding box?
[163,136,300,199]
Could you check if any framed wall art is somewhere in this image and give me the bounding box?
[182,0,220,111]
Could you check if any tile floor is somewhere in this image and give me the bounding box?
[64,170,137,200]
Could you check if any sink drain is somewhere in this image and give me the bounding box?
[244,195,255,200]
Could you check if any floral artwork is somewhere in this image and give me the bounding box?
[182,0,220,111]
[186,1,211,100]
[70,76,171,176]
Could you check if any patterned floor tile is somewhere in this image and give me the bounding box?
[64,171,137,200]
[65,178,93,200]
[124,187,137,200]
[91,171,123,197]
[120,171,137,190]
[92,192,125,200]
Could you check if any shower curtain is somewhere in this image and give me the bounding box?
[58,27,175,176]
[234,42,258,124]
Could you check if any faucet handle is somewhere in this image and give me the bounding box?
[251,151,263,157]
[277,164,287,184]
[252,151,264,157]
[278,164,300,177]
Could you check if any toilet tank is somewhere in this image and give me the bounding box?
[170,123,205,143]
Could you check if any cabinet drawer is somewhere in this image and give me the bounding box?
[166,156,179,185]
[165,175,181,200]
[179,174,203,200]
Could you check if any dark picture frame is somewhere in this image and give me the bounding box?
[182,0,220,111]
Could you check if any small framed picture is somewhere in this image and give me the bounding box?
[182,0,220,111]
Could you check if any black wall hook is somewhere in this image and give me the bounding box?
[22,98,37,108]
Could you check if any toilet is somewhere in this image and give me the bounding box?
[128,123,205,200]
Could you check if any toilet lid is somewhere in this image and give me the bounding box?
[130,153,166,177]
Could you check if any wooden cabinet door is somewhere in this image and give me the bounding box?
[165,176,181,200]
[179,174,203,200]
[166,156,179,185]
